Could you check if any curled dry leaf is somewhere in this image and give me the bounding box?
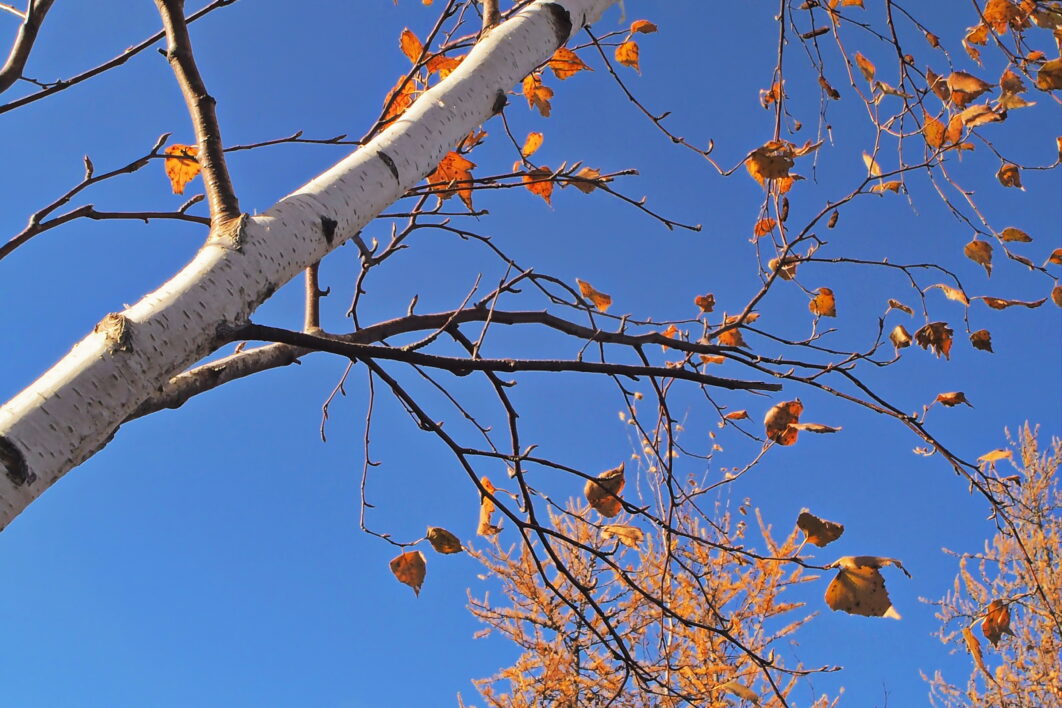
[809,287,837,317]
[584,463,625,517]
[927,282,970,306]
[575,278,612,312]
[870,180,903,194]
[601,524,644,549]
[797,510,845,547]
[982,599,1015,646]
[978,295,1046,310]
[790,422,842,434]
[936,391,973,407]
[890,324,913,350]
[389,550,427,596]
[426,526,462,554]
[713,315,748,348]
[694,293,716,313]
[763,399,803,446]
[914,321,954,359]
[562,166,608,193]
[947,71,993,104]
[1036,57,1062,90]
[970,329,993,352]
[888,298,914,315]
[163,144,200,195]
[854,52,875,82]
[964,239,993,276]
[478,476,502,536]
[963,626,989,677]
[768,256,798,280]
[615,40,640,72]
[1053,285,1062,308]
[824,555,909,619]
[1048,248,1062,266]
[630,19,658,34]
[996,162,1023,189]
[724,410,749,421]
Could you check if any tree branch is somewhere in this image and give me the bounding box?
[0,0,54,94]
[155,0,240,224]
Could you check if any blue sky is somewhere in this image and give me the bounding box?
[0,1,1059,706]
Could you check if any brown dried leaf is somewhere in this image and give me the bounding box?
[978,295,1046,309]
[970,329,994,352]
[584,463,625,517]
[477,476,502,536]
[1000,226,1032,242]
[915,322,954,359]
[768,256,799,280]
[888,298,914,315]
[1036,57,1062,90]
[389,550,427,596]
[694,293,716,313]
[563,166,608,193]
[963,626,989,676]
[959,104,1005,127]
[948,71,993,104]
[426,526,463,554]
[890,324,913,350]
[764,399,804,446]
[996,162,1023,189]
[1053,285,1062,307]
[797,510,845,547]
[601,524,644,549]
[927,283,970,306]
[576,278,612,312]
[982,599,1015,646]
[964,239,994,276]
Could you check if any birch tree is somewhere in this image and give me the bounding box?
[1,1,1060,704]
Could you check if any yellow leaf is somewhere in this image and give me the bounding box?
[824,556,908,619]
[797,510,845,547]
[890,324,912,350]
[521,131,544,158]
[615,41,640,72]
[963,626,989,676]
[719,681,760,705]
[947,71,993,105]
[978,448,1012,464]
[563,166,608,193]
[584,463,625,517]
[862,151,882,177]
[1035,57,1062,90]
[870,180,902,194]
[426,526,463,554]
[389,550,426,596]
[927,283,970,306]
[768,256,798,280]
[809,287,837,317]
[548,47,590,80]
[576,278,612,312]
[399,28,424,63]
[964,239,993,276]
[163,144,200,195]
[601,524,643,548]
[477,476,502,536]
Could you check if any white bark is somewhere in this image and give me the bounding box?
[0,0,618,530]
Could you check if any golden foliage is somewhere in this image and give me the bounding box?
[163,144,200,195]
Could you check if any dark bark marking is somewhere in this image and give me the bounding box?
[377,151,400,182]
[0,436,34,487]
[543,3,573,46]
[320,216,338,245]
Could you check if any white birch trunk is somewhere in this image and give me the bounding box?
[0,0,618,530]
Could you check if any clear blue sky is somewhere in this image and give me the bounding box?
[0,1,1059,706]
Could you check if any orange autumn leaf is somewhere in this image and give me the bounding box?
[936,391,973,407]
[724,410,749,421]
[983,0,1021,33]
[978,448,1012,464]
[383,75,417,122]
[694,293,716,313]
[522,72,553,117]
[549,47,590,80]
[1000,227,1032,242]
[997,162,1024,189]
[1054,285,1062,307]
[753,217,777,238]
[163,144,200,195]
[522,166,554,204]
[563,166,608,193]
[824,556,908,619]
[854,52,876,82]
[521,131,544,158]
[426,53,463,78]
[1048,248,1062,265]
[660,324,680,350]
[809,287,837,317]
[576,278,612,312]
[713,315,748,347]
[982,599,1015,646]
[584,463,625,517]
[615,41,640,72]
[797,510,845,547]
[427,151,476,209]
[970,329,993,352]
[923,112,947,149]
[630,19,658,34]
[399,28,423,63]
[978,295,1046,310]
[389,550,426,596]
